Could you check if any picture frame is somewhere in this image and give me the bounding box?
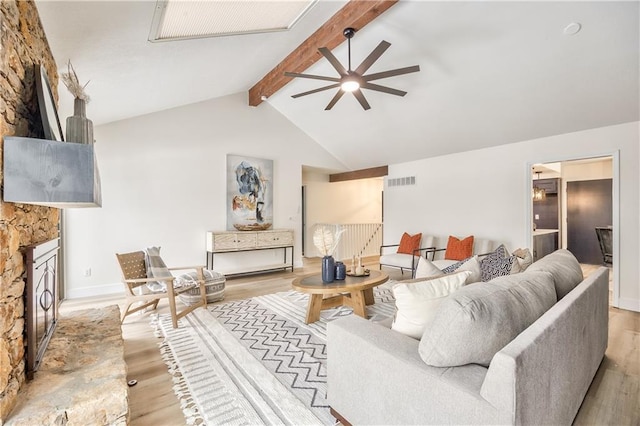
[35,64,64,142]
[227,155,273,231]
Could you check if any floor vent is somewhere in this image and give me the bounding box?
[387,176,416,187]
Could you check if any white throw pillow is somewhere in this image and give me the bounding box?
[391,271,472,339]
[455,256,482,283]
[414,256,443,278]
[511,248,534,273]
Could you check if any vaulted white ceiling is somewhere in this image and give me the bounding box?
[36,1,639,171]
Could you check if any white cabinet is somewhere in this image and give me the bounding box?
[206,229,294,276]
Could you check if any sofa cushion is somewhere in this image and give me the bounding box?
[391,271,472,339]
[479,244,516,281]
[526,249,583,299]
[414,256,443,278]
[445,235,474,260]
[397,232,422,255]
[419,270,557,367]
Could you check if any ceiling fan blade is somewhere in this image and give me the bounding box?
[354,40,391,75]
[352,89,371,110]
[318,47,348,76]
[284,72,340,83]
[292,83,341,98]
[325,90,345,110]
[362,82,407,97]
[363,65,420,82]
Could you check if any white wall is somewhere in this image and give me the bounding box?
[64,93,344,298]
[302,171,383,256]
[384,122,639,312]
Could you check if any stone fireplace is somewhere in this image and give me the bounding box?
[0,1,60,421]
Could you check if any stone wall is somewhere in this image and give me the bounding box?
[0,1,60,422]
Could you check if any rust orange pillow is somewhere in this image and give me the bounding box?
[397,232,422,255]
[445,235,474,260]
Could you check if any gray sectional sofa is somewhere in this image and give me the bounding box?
[327,250,609,425]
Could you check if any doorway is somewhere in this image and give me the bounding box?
[529,154,618,306]
[301,166,384,259]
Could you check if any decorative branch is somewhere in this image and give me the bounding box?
[60,60,90,102]
[312,224,345,257]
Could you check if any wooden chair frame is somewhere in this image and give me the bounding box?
[116,251,208,328]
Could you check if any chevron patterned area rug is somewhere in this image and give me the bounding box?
[154,285,397,425]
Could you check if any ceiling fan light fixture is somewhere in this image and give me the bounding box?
[341,78,360,92]
[284,27,420,110]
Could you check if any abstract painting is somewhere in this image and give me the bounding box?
[226,155,273,231]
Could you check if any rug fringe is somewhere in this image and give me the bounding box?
[155,321,205,425]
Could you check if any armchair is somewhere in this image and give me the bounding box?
[116,251,207,328]
[379,234,436,277]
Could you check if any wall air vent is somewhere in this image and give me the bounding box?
[387,176,416,187]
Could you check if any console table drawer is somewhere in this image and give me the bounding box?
[257,231,293,248]
[208,232,257,251]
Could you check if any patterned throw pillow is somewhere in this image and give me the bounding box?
[397,232,422,255]
[441,258,468,274]
[441,256,482,284]
[479,245,516,282]
[145,246,173,292]
[445,235,474,260]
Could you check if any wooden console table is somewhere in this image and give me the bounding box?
[206,229,294,276]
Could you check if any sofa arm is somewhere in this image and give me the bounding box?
[327,316,505,425]
[480,267,609,425]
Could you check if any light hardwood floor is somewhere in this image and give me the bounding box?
[59,259,639,425]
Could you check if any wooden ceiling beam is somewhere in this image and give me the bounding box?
[330,165,388,182]
[248,0,399,107]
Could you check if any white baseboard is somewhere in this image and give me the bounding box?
[65,283,121,299]
[617,297,640,313]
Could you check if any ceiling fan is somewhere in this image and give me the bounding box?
[284,27,420,111]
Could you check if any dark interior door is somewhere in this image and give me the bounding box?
[567,179,612,264]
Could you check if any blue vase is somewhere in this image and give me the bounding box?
[322,255,335,283]
[335,261,346,280]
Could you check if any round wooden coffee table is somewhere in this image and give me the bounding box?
[292,269,389,324]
